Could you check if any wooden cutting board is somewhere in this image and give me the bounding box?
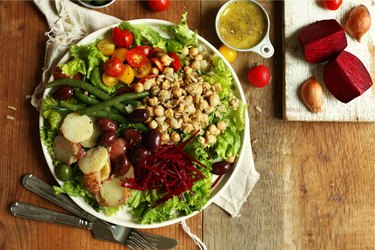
[283,0,375,121]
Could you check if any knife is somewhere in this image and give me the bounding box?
[21,173,178,249]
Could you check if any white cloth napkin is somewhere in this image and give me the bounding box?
[32,0,259,218]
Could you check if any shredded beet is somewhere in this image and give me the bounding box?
[123,131,206,207]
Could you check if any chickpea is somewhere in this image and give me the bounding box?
[161,80,171,90]
[209,93,220,106]
[158,89,171,101]
[217,120,227,131]
[148,120,158,129]
[182,123,194,133]
[151,67,160,75]
[154,105,165,117]
[150,86,160,96]
[227,156,236,164]
[198,136,206,145]
[208,124,220,136]
[134,82,144,93]
[161,132,170,144]
[213,83,222,92]
[146,106,154,117]
[143,79,153,90]
[171,131,181,142]
[191,60,201,70]
[182,47,189,56]
[230,98,240,110]
[160,54,172,66]
[184,66,193,75]
[195,54,203,61]
[148,97,159,107]
[165,108,174,118]
[189,47,199,56]
[205,134,216,144]
[172,87,183,97]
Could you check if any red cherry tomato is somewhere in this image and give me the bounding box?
[112,27,133,48]
[103,57,125,77]
[247,65,271,88]
[168,52,181,72]
[133,46,153,57]
[147,0,169,12]
[322,0,342,10]
[126,49,149,68]
[150,57,164,72]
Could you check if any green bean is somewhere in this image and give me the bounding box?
[74,89,101,105]
[60,101,85,112]
[47,79,139,114]
[47,79,112,100]
[78,91,149,116]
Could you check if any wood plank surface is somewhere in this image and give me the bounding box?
[1,1,374,250]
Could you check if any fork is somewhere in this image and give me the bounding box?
[19,174,178,249]
[11,201,153,250]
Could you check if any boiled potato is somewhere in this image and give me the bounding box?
[54,134,85,165]
[61,112,94,143]
[83,172,102,194]
[78,146,109,174]
[96,177,130,207]
[80,121,102,148]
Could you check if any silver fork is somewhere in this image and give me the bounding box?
[19,174,178,249]
[10,201,153,249]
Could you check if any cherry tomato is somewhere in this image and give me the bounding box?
[102,73,119,87]
[97,39,116,56]
[103,57,125,77]
[147,0,169,12]
[168,52,181,72]
[112,48,128,62]
[247,65,271,88]
[133,46,153,57]
[150,57,164,72]
[126,49,149,68]
[134,60,152,79]
[112,27,133,48]
[116,64,135,85]
[322,0,342,10]
[218,45,237,63]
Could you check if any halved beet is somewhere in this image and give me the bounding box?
[298,19,347,63]
[324,51,373,103]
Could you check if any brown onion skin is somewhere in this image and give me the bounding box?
[346,5,371,42]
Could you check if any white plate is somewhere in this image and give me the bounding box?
[39,19,249,229]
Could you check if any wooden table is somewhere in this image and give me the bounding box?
[1,1,374,249]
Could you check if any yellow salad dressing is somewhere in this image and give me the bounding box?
[218,1,267,49]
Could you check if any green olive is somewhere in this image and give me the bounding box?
[55,163,73,181]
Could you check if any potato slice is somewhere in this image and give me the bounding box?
[100,159,111,182]
[54,134,85,165]
[61,112,94,143]
[83,172,102,194]
[80,121,102,148]
[96,177,130,207]
[78,146,109,174]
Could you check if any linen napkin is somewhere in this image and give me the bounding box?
[32,0,259,233]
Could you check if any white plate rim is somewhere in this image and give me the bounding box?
[39,19,250,229]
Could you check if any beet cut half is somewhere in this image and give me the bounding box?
[324,51,373,103]
[298,19,347,63]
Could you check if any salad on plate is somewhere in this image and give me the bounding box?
[40,13,247,226]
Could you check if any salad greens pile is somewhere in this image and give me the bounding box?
[40,13,246,224]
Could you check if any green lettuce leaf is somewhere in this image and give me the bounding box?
[161,12,198,47]
[61,42,107,77]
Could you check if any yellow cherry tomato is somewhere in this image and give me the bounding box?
[117,64,135,85]
[97,39,116,56]
[112,48,128,62]
[218,45,237,63]
[102,73,119,87]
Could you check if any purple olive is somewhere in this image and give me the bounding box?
[122,128,142,148]
[147,129,161,152]
[52,86,74,100]
[127,109,150,123]
[132,147,151,164]
[96,118,118,132]
[211,161,233,175]
[98,131,117,147]
[112,154,132,176]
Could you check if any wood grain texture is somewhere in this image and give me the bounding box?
[284,0,375,121]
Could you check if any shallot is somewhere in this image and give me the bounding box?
[346,5,371,42]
